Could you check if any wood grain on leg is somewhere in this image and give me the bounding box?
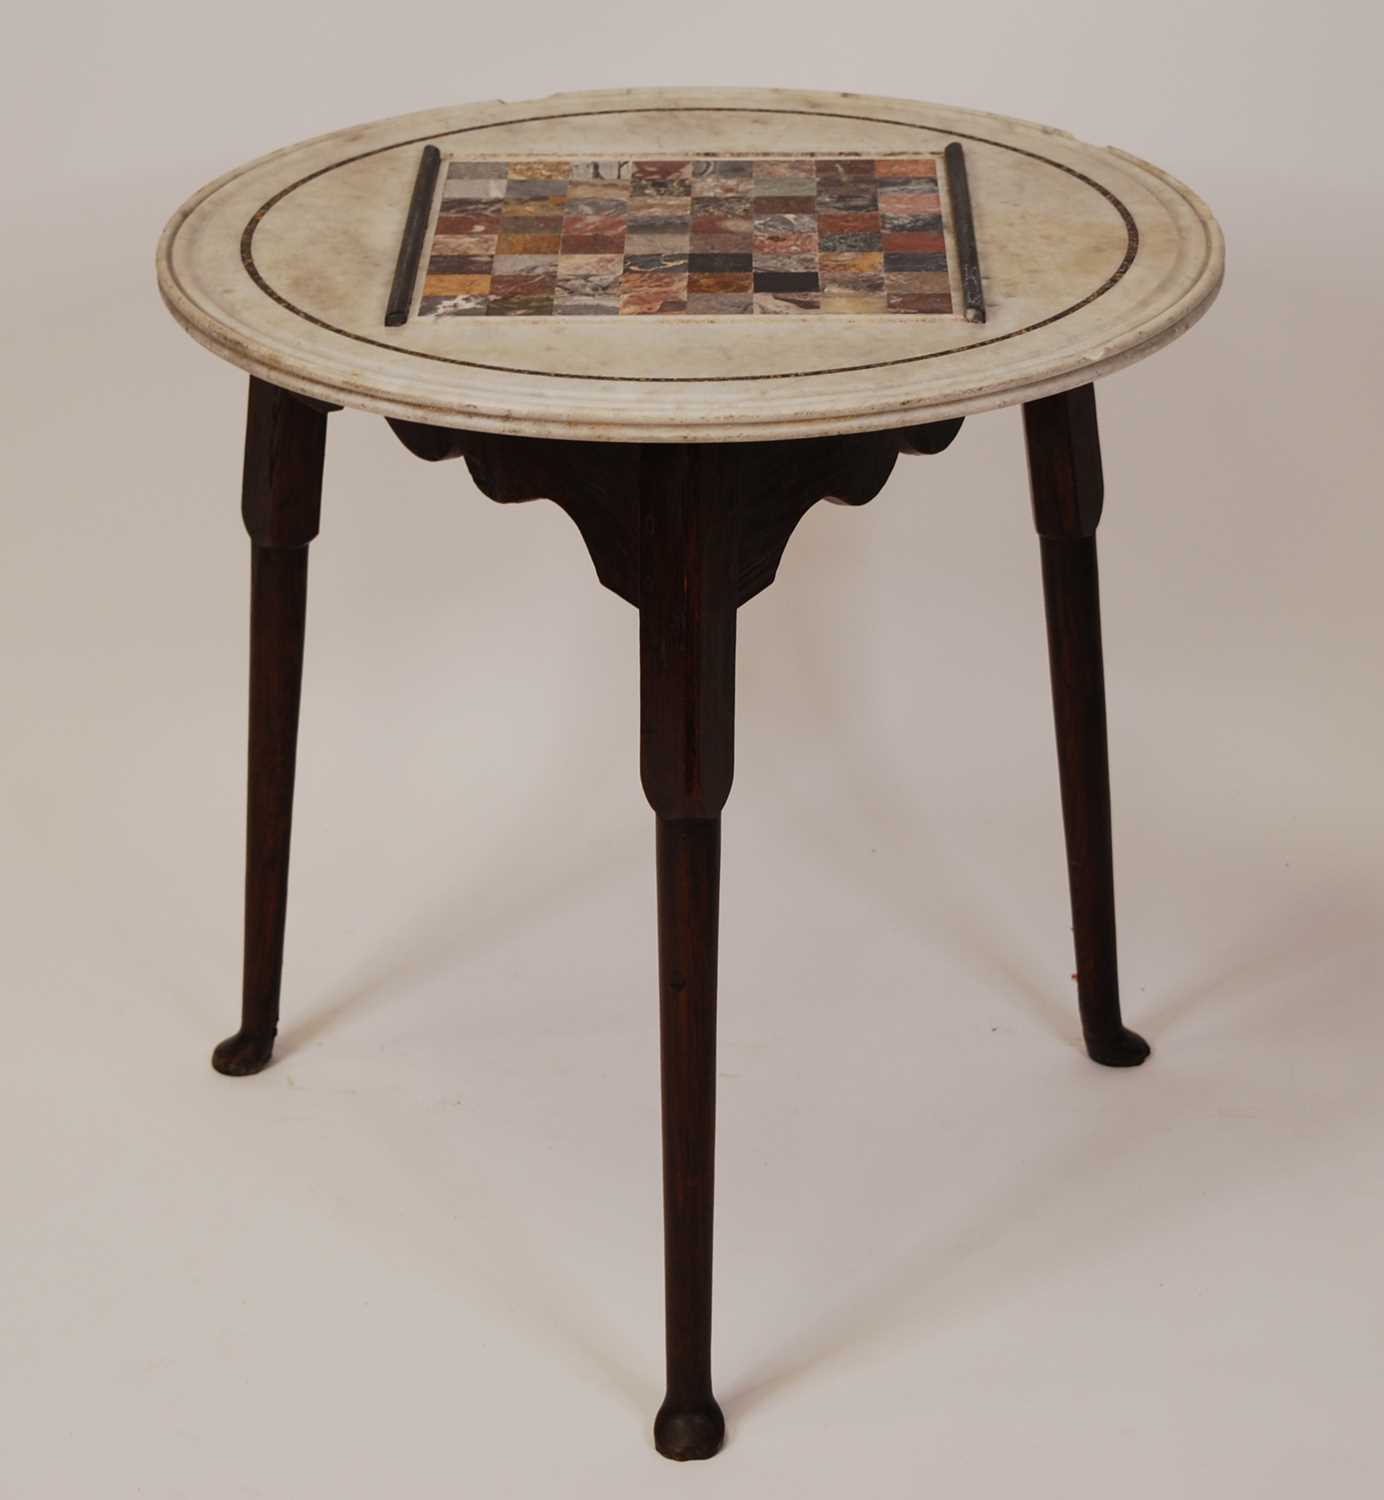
[639,444,737,1459]
[213,377,329,1076]
[1023,384,1150,1068]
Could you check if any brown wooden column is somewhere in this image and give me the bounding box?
[1023,383,1150,1067]
[638,443,739,1460]
[212,378,330,1077]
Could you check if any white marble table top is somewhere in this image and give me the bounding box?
[156,88,1224,442]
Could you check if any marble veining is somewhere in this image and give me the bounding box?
[157,87,1226,441]
[417,154,956,318]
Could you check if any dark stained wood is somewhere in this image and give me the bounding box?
[1024,382,1103,538]
[732,432,898,603]
[390,422,644,602]
[384,144,442,327]
[387,417,471,463]
[652,816,724,1461]
[207,391,1153,1461]
[896,416,965,455]
[213,378,329,1076]
[240,376,328,548]
[943,142,986,325]
[375,420,981,1456]
[638,445,739,1460]
[385,419,914,608]
[1023,384,1149,1067]
[379,424,958,1456]
[638,445,739,819]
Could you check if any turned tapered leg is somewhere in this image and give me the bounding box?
[639,445,738,1460]
[212,378,330,1076]
[654,816,723,1456]
[1023,385,1149,1068]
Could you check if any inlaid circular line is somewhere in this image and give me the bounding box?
[234,106,1139,384]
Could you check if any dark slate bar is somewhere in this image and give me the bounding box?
[943,142,986,324]
[385,145,443,327]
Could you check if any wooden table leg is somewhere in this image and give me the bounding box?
[639,444,737,1460]
[213,377,329,1076]
[1022,384,1150,1068]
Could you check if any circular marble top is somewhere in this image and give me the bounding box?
[156,88,1224,442]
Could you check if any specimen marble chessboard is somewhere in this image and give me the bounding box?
[416,154,959,320]
[157,88,1224,441]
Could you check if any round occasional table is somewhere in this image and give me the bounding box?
[157,87,1224,1461]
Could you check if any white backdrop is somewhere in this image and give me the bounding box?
[3,3,1382,1496]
